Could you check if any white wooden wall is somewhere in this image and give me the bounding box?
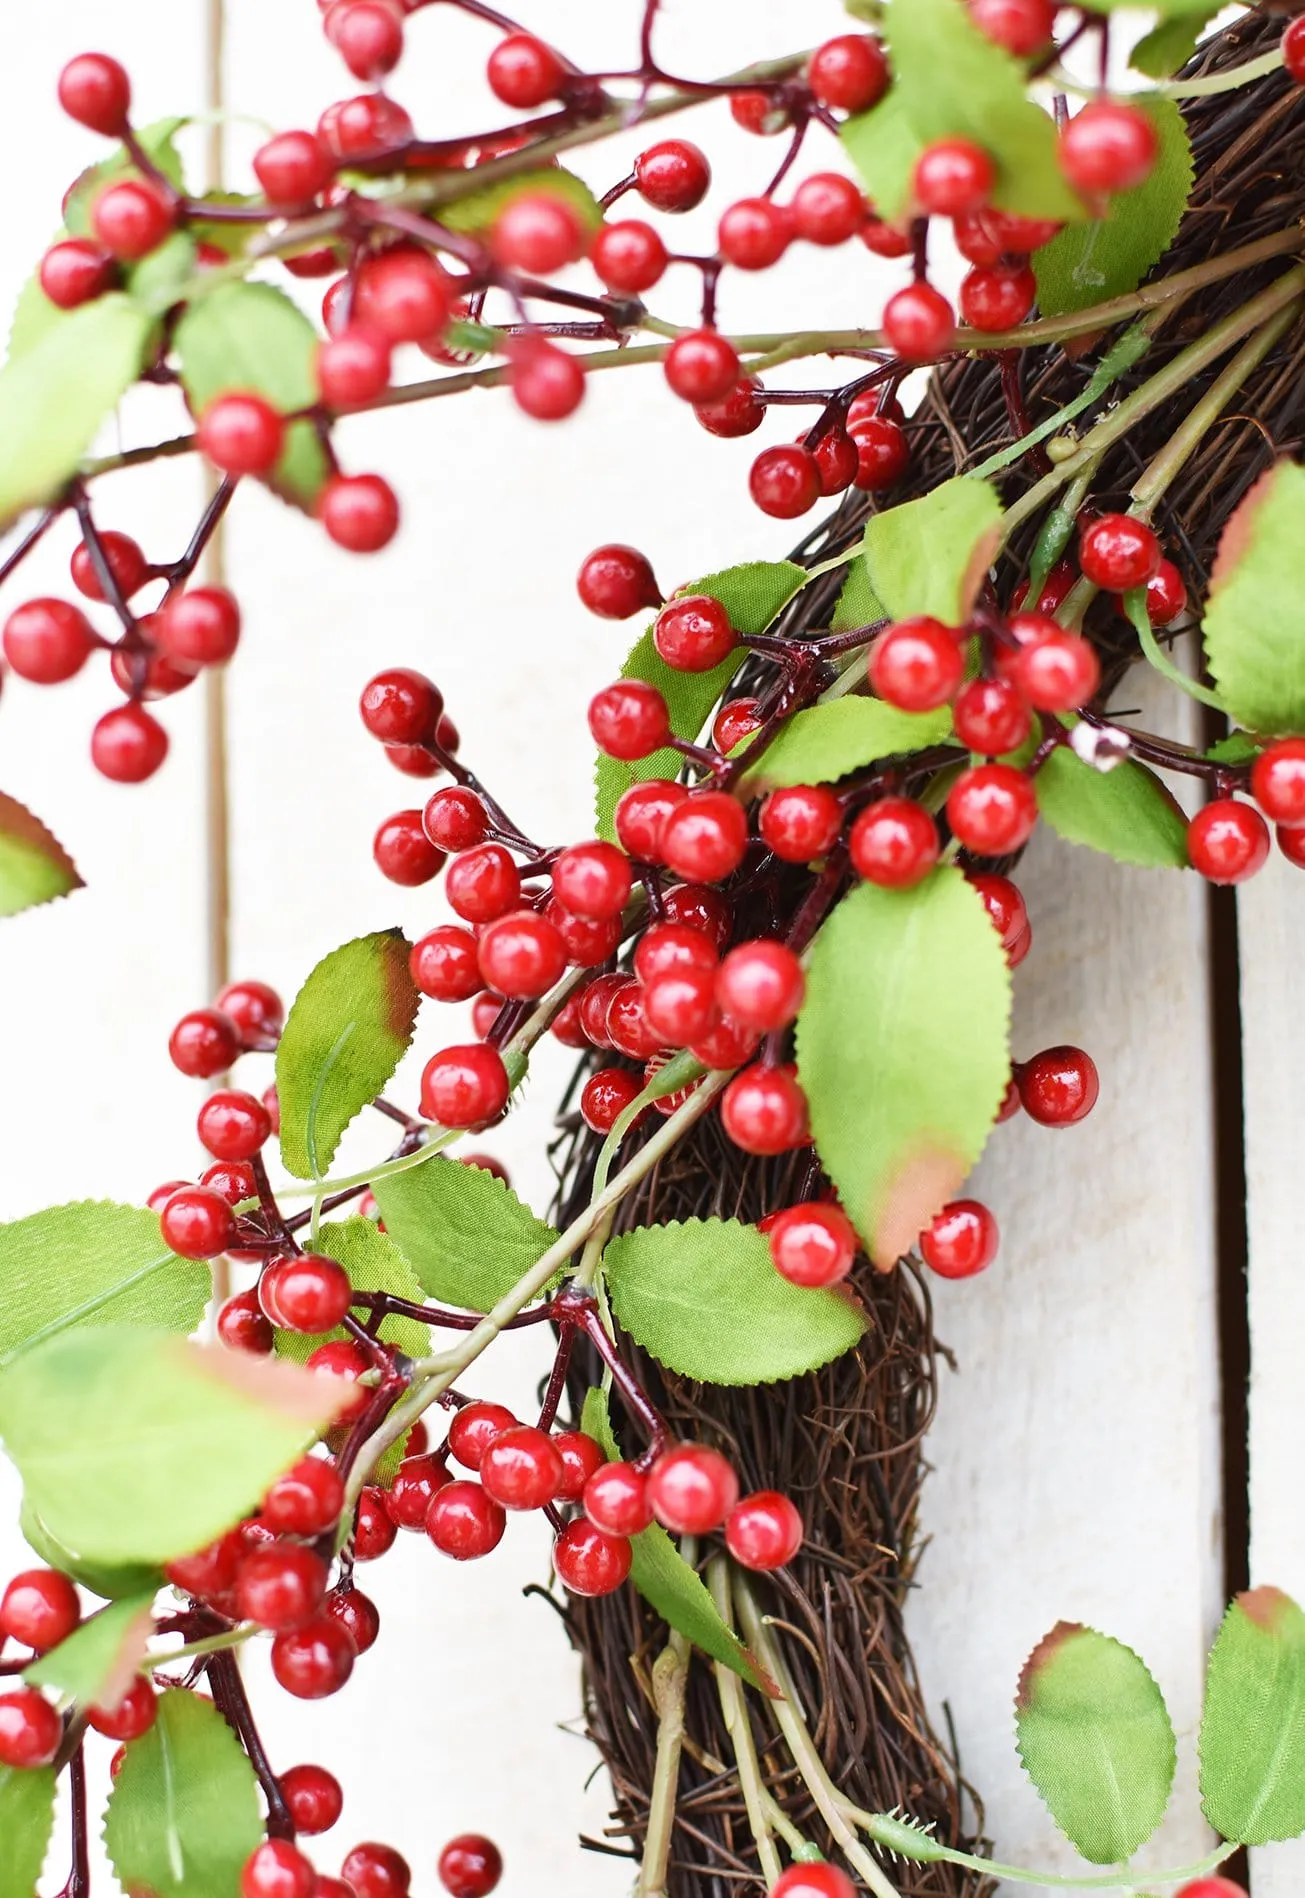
[0,5,1298,1895]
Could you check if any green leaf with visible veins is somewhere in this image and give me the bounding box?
[374,1158,558,1313]
[1202,461,1305,736]
[1200,1586,1305,1844]
[275,930,420,1181]
[831,553,887,634]
[26,1590,156,1709]
[1035,744,1190,869]
[0,793,83,918]
[174,281,329,510]
[594,560,806,839]
[1034,100,1193,317]
[0,1328,345,1564]
[0,1201,210,1369]
[580,1387,770,1691]
[104,1689,262,1898]
[1016,1622,1176,1863]
[604,1217,866,1386]
[0,293,154,532]
[862,476,1004,625]
[441,166,601,235]
[0,1766,56,1898]
[739,698,951,795]
[796,868,1011,1267]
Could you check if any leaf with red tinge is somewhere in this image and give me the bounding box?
[1016,1621,1175,1863]
[0,793,82,918]
[25,1590,156,1710]
[861,476,1003,628]
[1200,1585,1305,1844]
[1202,461,1305,737]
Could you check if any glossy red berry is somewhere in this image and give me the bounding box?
[39,237,116,309]
[969,0,1055,56]
[263,1458,345,1538]
[577,1067,640,1135]
[849,415,910,492]
[373,810,444,886]
[1018,1045,1100,1126]
[725,1491,803,1570]
[448,1402,516,1472]
[477,910,567,999]
[850,796,941,888]
[759,784,843,862]
[1286,18,1305,84]
[661,792,748,884]
[577,545,660,621]
[277,1763,345,1837]
[87,1676,156,1741]
[254,129,334,206]
[553,1431,606,1504]
[582,1460,653,1537]
[1059,101,1159,199]
[352,248,452,345]
[662,882,733,949]
[614,779,686,860]
[426,1480,506,1559]
[1187,799,1270,884]
[237,1544,328,1632]
[1010,617,1100,711]
[749,444,821,520]
[767,1201,857,1288]
[197,393,285,477]
[424,787,488,852]
[634,139,710,212]
[716,940,804,1033]
[492,191,586,275]
[1171,1881,1248,1898]
[324,1587,379,1654]
[634,922,718,985]
[790,173,865,246]
[969,872,1029,959]
[545,900,620,968]
[648,1444,738,1535]
[352,1486,397,1562]
[409,926,481,1004]
[806,35,888,112]
[771,1864,855,1898]
[318,93,413,163]
[0,1689,62,1768]
[161,1187,236,1259]
[58,52,131,134]
[507,335,585,421]
[269,1255,354,1334]
[882,282,955,362]
[1139,559,1188,627]
[444,849,517,926]
[487,31,564,107]
[554,1519,632,1596]
[1251,738,1305,827]
[730,90,789,136]
[920,1199,999,1278]
[605,981,664,1060]
[216,1288,271,1355]
[340,1845,411,1898]
[420,1044,510,1128]
[305,1340,372,1421]
[641,967,717,1047]
[316,328,392,408]
[589,680,671,761]
[947,763,1038,856]
[169,1008,240,1079]
[319,472,400,552]
[217,979,283,1046]
[721,1063,809,1155]
[664,330,740,405]
[91,703,168,783]
[386,1453,452,1530]
[591,219,668,294]
[953,676,1032,756]
[480,1425,564,1511]
[694,377,764,438]
[201,1159,257,1207]
[654,595,735,673]
[710,698,758,754]
[0,1570,80,1653]
[718,196,791,270]
[3,598,95,684]
[326,1,405,81]
[154,586,241,667]
[164,1530,244,1603]
[861,219,913,259]
[914,140,994,218]
[438,1835,503,1898]
[960,262,1036,333]
[810,428,859,497]
[552,841,633,920]
[271,1616,357,1698]
[870,616,963,711]
[196,1088,271,1163]
[1080,514,1161,592]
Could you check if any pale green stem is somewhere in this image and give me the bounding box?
[141,1623,257,1672]
[590,1049,706,1200]
[638,1608,694,1898]
[706,1557,783,1887]
[1156,46,1284,97]
[969,323,1152,481]
[571,1207,614,1293]
[846,1809,1237,1893]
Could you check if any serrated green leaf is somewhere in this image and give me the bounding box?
[863,476,1003,625]
[604,1217,866,1386]
[373,1157,558,1313]
[63,119,188,238]
[0,1201,209,1369]
[796,868,1011,1267]
[0,1766,56,1898]
[25,1591,156,1709]
[174,280,328,509]
[579,1387,768,1690]
[1016,1622,1176,1863]
[104,1688,262,1898]
[6,257,66,363]
[129,231,198,315]
[876,0,1084,223]
[1033,100,1192,318]
[1035,744,1189,868]
[841,86,923,227]
[1206,730,1261,766]
[831,553,887,634]
[1200,1586,1305,1844]
[740,698,951,796]
[0,793,83,918]
[1202,461,1305,736]
[1132,8,1220,78]
[594,560,806,840]
[20,1501,162,1603]
[0,1328,345,1564]
[275,930,419,1181]
[441,166,601,236]
[0,293,154,532]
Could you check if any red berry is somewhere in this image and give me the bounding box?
[694,377,764,439]
[759,784,843,863]
[316,328,392,409]
[721,1063,809,1155]
[201,1159,257,1207]
[449,1402,516,1472]
[91,703,168,784]
[487,32,564,107]
[772,1868,855,1898]
[969,0,1055,57]
[547,899,621,968]
[662,882,733,949]
[423,786,488,852]
[725,1491,803,1570]
[1251,738,1305,827]
[279,1764,344,1836]
[508,335,585,421]
[324,1587,379,1654]
[169,1007,240,1079]
[715,940,804,1033]
[154,587,241,667]
[1010,617,1100,711]
[689,1015,760,1071]
[634,922,718,985]
[870,616,963,711]
[420,1044,510,1128]
[161,1187,235,1259]
[492,191,586,275]
[305,1340,372,1422]
[196,393,284,478]
[589,680,671,761]
[750,444,821,520]
[1187,799,1270,885]
[1285,18,1305,84]
[810,429,859,497]
[58,52,131,134]
[849,414,911,492]
[953,676,1032,756]
[1018,1045,1100,1126]
[242,1845,319,1898]
[591,219,667,294]
[642,968,718,1047]
[410,926,482,1003]
[615,779,687,859]
[217,979,283,1045]
[438,1835,503,1898]
[551,994,590,1048]
[87,1676,156,1741]
[271,1616,357,1698]
[1172,1882,1248,1898]
[353,1485,397,1562]
[353,248,451,345]
[165,1530,244,1602]
[713,697,762,753]
[197,1088,272,1162]
[947,763,1038,856]
[861,219,913,259]
[806,35,888,112]
[480,1425,563,1511]
[426,1480,506,1559]
[730,90,789,136]
[0,1689,62,1768]
[39,238,117,309]
[373,809,444,886]
[920,1199,999,1278]
[1140,559,1187,627]
[446,844,520,922]
[552,1431,606,1504]
[883,282,955,362]
[386,1452,452,1530]
[1080,514,1161,593]
[605,981,664,1060]
[914,140,994,218]
[1059,101,1159,199]
[634,140,710,213]
[359,668,440,746]
[850,796,940,888]
[340,1845,410,1898]
[654,595,735,673]
[472,991,507,1040]
[661,792,748,884]
[767,1201,857,1288]
[3,598,95,684]
[254,130,334,206]
[648,1443,738,1535]
[583,1461,653,1536]
[0,1570,80,1653]
[791,173,865,246]
[268,1255,353,1333]
[664,331,740,405]
[237,1544,328,1632]
[554,1518,631,1596]
[478,910,567,999]
[969,872,1029,957]
[317,94,413,163]
[960,262,1036,333]
[552,840,633,919]
[577,545,660,621]
[326,1,405,81]
[319,473,399,553]
[263,1458,345,1538]
[718,196,791,271]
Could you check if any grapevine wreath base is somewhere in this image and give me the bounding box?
[557,17,1305,1892]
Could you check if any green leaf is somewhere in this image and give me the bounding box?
[1132,8,1221,78]
[1016,1622,1176,1864]
[373,1157,558,1313]
[841,86,923,226]
[275,930,419,1181]
[20,1501,162,1603]
[594,560,806,840]
[1035,744,1189,868]
[0,793,83,918]
[796,867,1011,1267]
[1033,101,1192,318]
[104,1688,263,1898]
[0,1201,210,1369]
[6,258,67,362]
[129,231,199,315]
[0,1327,345,1564]
[0,293,154,532]
[831,553,887,634]
[63,119,188,238]
[1206,730,1261,766]
[0,1766,56,1898]
[875,0,1084,223]
[25,1591,156,1709]
[862,476,1003,625]
[174,280,328,510]
[1202,461,1305,736]
[579,1388,768,1690]
[441,166,601,236]
[1200,1586,1305,1845]
[604,1217,866,1386]
[740,698,951,795]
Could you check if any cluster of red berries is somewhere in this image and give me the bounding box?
[768,1868,1247,1898]
[241,1830,502,1898]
